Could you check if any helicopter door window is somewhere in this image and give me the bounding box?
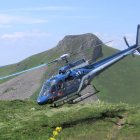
[58,81,63,89]
[65,77,80,91]
[57,81,64,96]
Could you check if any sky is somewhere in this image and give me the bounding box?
[0,0,139,66]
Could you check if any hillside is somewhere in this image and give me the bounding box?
[0,33,103,100]
[0,100,140,140]
[0,33,140,104]
[0,34,140,140]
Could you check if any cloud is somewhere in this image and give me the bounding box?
[3,6,76,12]
[0,24,12,28]
[49,15,95,20]
[0,14,47,26]
[0,31,49,41]
[0,30,56,66]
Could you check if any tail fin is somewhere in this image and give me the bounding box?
[136,24,140,53]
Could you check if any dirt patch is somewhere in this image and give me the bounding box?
[0,67,46,100]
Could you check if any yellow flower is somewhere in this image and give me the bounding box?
[48,137,56,140]
[53,130,58,137]
[55,127,62,132]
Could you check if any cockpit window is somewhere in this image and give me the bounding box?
[39,81,51,96]
[39,80,58,96]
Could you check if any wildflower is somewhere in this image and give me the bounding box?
[55,127,62,133]
[53,130,58,137]
[48,137,56,140]
[48,126,62,140]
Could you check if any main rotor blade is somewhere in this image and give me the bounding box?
[92,40,113,47]
[0,55,63,81]
[0,63,48,80]
[0,52,69,81]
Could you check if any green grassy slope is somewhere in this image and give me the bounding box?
[93,46,140,104]
[0,100,140,140]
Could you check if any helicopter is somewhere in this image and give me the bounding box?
[0,25,140,106]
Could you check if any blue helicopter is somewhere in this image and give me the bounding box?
[0,25,140,106]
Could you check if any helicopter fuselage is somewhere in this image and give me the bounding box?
[37,59,90,104]
[0,25,139,105]
[37,42,140,105]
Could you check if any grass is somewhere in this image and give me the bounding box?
[0,100,140,140]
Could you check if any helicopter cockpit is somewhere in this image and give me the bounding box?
[39,76,65,97]
[39,79,58,96]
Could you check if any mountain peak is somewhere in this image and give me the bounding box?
[63,33,97,39]
[56,33,103,61]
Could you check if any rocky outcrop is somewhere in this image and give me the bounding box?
[56,33,103,62]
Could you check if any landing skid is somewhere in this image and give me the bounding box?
[71,84,99,104]
[50,85,99,107]
[70,91,98,104]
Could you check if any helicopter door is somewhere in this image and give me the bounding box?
[64,77,80,94]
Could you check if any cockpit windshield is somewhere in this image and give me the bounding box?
[39,79,57,96]
[39,81,51,96]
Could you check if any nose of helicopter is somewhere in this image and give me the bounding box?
[37,95,50,105]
